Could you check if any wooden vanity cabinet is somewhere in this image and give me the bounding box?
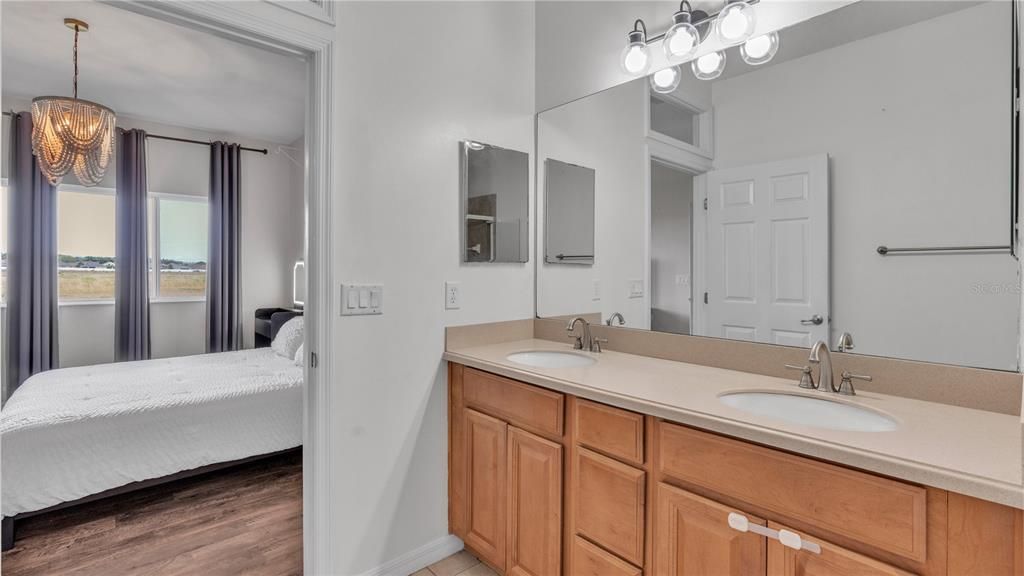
[451,366,564,575]
[448,362,1024,576]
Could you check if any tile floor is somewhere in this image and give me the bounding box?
[411,550,496,576]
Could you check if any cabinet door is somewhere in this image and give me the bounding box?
[507,427,563,576]
[654,483,766,576]
[767,521,914,576]
[464,409,508,571]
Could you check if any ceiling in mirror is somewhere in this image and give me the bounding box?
[536,0,1019,371]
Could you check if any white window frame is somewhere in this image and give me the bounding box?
[150,191,208,303]
[23,183,209,305]
[645,83,715,161]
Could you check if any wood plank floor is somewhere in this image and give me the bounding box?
[2,450,302,576]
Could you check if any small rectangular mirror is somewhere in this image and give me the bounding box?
[460,140,529,263]
[544,159,595,265]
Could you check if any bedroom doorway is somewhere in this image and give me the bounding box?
[0,2,334,573]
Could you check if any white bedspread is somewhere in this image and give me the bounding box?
[1,348,303,517]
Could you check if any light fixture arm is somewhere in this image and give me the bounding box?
[633,18,648,42]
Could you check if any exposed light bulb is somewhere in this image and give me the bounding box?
[740,32,779,65]
[650,66,682,93]
[716,0,756,44]
[663,9,700,60]
[621,28,651,75]
[692,50,726,80]
[622,44,650,75]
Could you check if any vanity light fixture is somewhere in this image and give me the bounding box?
[663,1,701,60]
[621,19,652,75]
[619,0,776,81]
[32,18,116,186]
[692,50,727,80]
[716,0,757,44]
[650,66,682,93]
[740,31,779,65]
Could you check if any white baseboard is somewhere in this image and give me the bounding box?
[356,534,464,576]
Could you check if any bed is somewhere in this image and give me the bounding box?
[0,347,303,548]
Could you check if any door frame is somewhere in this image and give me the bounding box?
[644,140,712,333]
[98,2,336,573]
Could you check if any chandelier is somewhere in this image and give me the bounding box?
[31,18,116,187]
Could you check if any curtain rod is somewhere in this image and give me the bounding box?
[2,110,268,155]
[143,133,268,155]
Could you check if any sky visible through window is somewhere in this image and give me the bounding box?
[159,198,207,265]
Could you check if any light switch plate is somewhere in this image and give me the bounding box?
[445,281,461,310]
[592,279,601,301]
[628,279,644,299]
[340,284,383,316]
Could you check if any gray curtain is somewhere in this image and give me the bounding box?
[114,129,150,361]
[207,142,242,353]
[5,112,59,396]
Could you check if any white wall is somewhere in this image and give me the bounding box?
[535,0,855,112]
[330,2,535,573]
[0,102,305,368]
[537,79,649,327]
[711,2,1018,370]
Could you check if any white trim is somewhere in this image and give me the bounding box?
[265,0,335,26]
[356,535,464,576]
[692,173,708,335]
[99,3,336,574]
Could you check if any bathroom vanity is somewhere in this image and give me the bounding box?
[444,326,1023,576]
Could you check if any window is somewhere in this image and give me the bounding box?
[151,195,208,299]
[650,95,699,146]
[4,185,207,303]
[57,188,116,301]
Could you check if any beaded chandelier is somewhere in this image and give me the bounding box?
[31,18,115,187]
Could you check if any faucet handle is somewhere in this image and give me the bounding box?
[592,337,608,353]
[784,364,816,389]
[838,371,872,396]
[567,335,584,350]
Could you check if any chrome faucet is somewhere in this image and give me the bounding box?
[809,340,837,393]
[606,312,625,326]
[567,317,607,352]
[566,317,592,351]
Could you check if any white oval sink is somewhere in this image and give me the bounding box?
[506,351,596,368]
[719,391,898,432]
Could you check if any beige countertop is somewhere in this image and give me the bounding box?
[444,338,1023,509]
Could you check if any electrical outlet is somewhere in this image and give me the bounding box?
[592,279,601,301]
[445,281,461,310]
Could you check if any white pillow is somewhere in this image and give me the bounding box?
[294,343,304,366]
[272,316,304,360]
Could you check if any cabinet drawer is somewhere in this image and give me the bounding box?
[575,447,646,566]
[464,368,564,438]
[575,398,644,466]
[572,536,641,576]
[658,422,927,562]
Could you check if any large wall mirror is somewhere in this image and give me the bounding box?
[536,1,1020,371]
